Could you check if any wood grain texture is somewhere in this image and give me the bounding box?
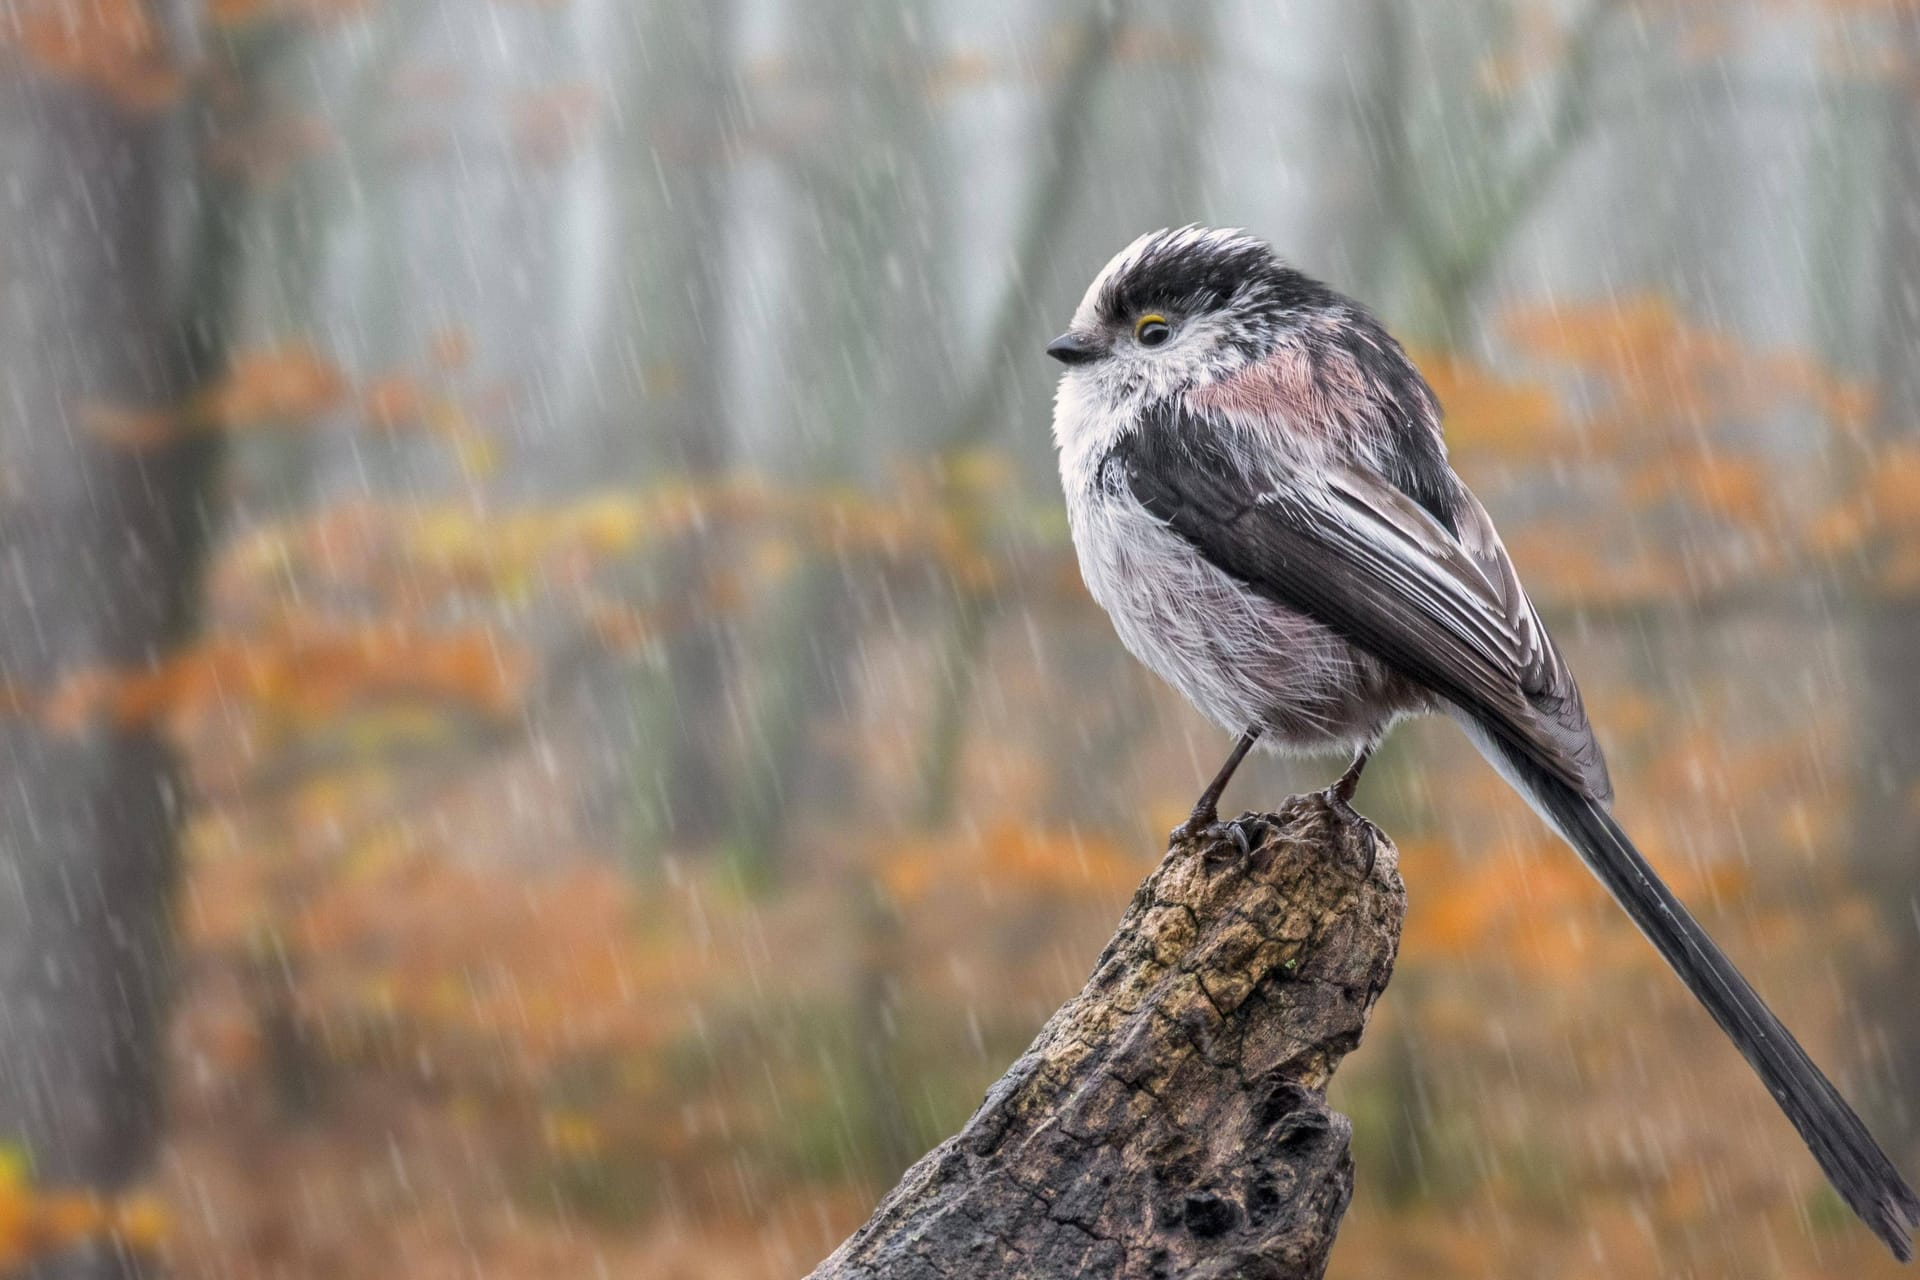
[809,793,1404,1280]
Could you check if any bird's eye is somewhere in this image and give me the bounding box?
[1134,314,1171,347]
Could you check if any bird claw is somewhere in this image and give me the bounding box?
[1172,811,1272,861]
[1321,788,1379,878]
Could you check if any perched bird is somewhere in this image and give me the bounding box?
[1047,225,1920,1259]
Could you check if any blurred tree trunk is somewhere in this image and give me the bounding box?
[617,0,740,851]
[915,0,1141,830]
[1855,7,1920,1161]
[727,0,949,879]
[0,6,241,1275]
[1355,0,1620,345]
[778,0,954,1176]
[1316,0,1416,313]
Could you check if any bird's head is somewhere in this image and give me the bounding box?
[1046,226,1328,403]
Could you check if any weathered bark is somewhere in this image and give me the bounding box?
[809,794,1404,1280]
[0,6,240,1277]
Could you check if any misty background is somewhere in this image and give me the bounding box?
[2,0,1918,1275]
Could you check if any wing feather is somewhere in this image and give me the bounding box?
[1119,407,1611,803]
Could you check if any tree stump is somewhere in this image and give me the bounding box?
[808,792,1406,1280]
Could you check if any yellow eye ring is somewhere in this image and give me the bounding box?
[1134,314,1171,347]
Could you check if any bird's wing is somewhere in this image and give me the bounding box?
[1446,481,1611,802]
[1116,410,1611,802]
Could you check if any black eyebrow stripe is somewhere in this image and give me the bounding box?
[1095,234,1336,326]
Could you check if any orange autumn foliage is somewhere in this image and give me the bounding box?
[0,1149,168,1272]
[205,0,372,28]
[36,623,527,735]
[878,821,1139,904]
[81,337,499,464]
[214,470,1011,619]
[7,0,181,111]
[360,374,429,429]
[1503,294,1870,457]
[1809,441,1920,591]
[1399,833,1754,981]
[198,343,349,427]
[1626,454,1774,525]
[427,328,473,371]
[186,836,676,1074]
[1406,294,1906,609]
[81,343,348,446]
[1414,349,1562,458]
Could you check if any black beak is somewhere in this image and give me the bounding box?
[1046,332,1105,366]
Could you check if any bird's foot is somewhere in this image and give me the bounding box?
[1171,809,1273,860]
[1320,787,1380,879]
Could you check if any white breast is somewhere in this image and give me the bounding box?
[1060,420,1410,755]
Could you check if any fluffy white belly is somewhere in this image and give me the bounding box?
[1068,469,1416,754]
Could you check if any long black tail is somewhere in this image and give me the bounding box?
[1501,745,1920,1261]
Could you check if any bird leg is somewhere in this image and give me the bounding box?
[1325,744,1371,808]
[1173,727,1268,855]
[1321,743,1379,875]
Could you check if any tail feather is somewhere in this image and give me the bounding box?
[1502,745,1920,1261]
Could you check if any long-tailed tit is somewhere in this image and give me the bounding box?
[1049,225,1919,1259]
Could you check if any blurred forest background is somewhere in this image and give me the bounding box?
[2,0,1919,1276]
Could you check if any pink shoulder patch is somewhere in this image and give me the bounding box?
[1188,345,1316,424]
[1188,342,1380,447]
